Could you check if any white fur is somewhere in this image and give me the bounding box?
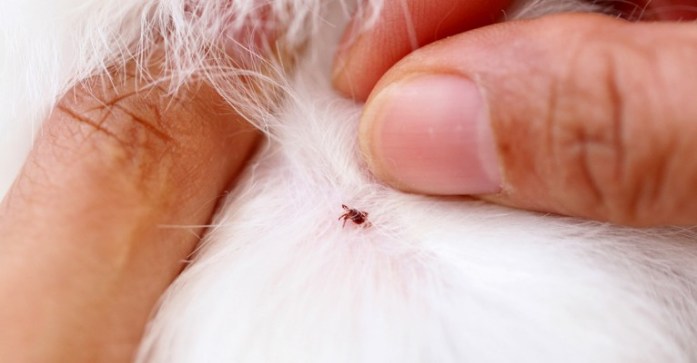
[2,1,697,362]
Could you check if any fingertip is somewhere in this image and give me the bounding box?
[332,0,512,101]
[331,46,368,101]
[331,22,394,101]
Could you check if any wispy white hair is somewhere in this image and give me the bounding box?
[0,0,381,193]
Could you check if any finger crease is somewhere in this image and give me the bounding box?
[110,103,173,143]
[55,103,123,143]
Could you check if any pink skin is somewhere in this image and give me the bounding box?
[638,0,697,20]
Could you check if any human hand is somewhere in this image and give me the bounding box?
[333,0,697,226]
[0,55,259,362]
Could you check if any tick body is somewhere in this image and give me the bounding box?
[339,204,369,227]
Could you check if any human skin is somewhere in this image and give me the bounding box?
[333,0,697,226]
[0,54,259,361]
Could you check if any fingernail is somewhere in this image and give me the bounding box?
[361,75,501,195]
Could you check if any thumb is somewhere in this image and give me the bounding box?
[359,14,697,226]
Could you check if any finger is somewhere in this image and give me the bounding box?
[632,0,697,20]
[332,0,511,100]
[0,55,259,361]
[359,14,697,227]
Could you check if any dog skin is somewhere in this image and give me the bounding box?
[1,1,697,362]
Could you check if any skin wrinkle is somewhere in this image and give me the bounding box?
[607,37,656,223]
[364,14,697,225]
[605,51,625,187]
[570,22,697,224]
[577,130,605,207]
[557,33,634,221]
[0,46,261,360]
[52,99,174,196]
[55,103,123,142]
[510,18,690,224]
[595,32,673,223]
[644,46,677,216]
[111,101,174,143]
[60,81,176,147]
[488,23,569,211]
[91,67,198,120]
[606,55,632,220]
[652,40,697,221]
[544,38,573,213]
[57,68,245,196]
[581,46,615,214]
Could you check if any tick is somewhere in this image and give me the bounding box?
[339,204,370,227]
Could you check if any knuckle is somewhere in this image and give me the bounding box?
[549,32,673,224]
